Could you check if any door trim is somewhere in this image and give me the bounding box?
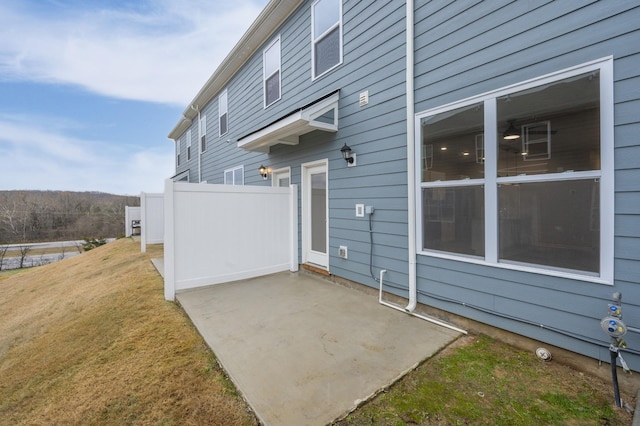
[301,159,328,270]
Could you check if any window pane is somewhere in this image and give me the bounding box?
[421,102,484,182]
[234,167,244,186]
[423,186,484,256]
[264,40,280,76]
[265,71,280,106]
[497,72,600,177]
[224,170,233,185]
[499,179,599,273]
[314,26,340,76]
[220,113,228,135]
[313,0,339,38]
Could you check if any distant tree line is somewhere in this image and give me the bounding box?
[0,191,140,244]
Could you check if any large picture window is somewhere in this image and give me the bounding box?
[417,58,613,282]
[311,0,342,79]
[264,37,281,107]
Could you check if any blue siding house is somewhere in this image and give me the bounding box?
[168,1,640,371]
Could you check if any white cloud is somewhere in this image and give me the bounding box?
[0,0,267,106]
[0,115,173,195]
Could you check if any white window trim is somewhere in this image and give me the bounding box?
[414,57,614,284]
[311,0,343,80]
[263,36,282,108]
[224,165,244,185]
[219,89,228,137]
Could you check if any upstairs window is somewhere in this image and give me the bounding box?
[186,129,192,161]
[417,58,613,282]
[219,89,228,136]
[264,37,281,107]
[311,0,342,79]
[176,139,181,167]
[224,165,244,185]
[200,114,207,152]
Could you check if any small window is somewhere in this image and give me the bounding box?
[224,165,244,185]
[186,129,192,161]
[219,90,228,136]
[176,139,181,167]
[200,114,207,152]
[264,37,281,107]
[311,0,342,79]
[272,167,291,187]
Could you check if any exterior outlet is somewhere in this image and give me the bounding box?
[355,204,364,217]
[338,245,348,259]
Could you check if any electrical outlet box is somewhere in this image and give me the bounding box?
[338,245,348,259]
[365,205,374,214]
[355,204,364,217]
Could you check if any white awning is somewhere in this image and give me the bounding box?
[237,91,339,152]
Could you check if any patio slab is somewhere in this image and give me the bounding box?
[177,271,461,426]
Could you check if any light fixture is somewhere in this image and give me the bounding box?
[340,143,356,166]
[503,121,520,140]
[258,164,269,180]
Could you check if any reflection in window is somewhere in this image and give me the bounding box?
[423,186,485,256]
[421,102,484,182]
[497,72,600,177]
[312,0,342,78]
[499,180,599,274]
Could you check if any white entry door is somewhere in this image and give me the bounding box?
[302,161,328,269]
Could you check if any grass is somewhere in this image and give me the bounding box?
[335,335,633,425]
[0,238,257,425]
[0,238,634,425]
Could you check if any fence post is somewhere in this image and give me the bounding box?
[163,179,176,301]
[140,192,147,253]
[290,184,299,272]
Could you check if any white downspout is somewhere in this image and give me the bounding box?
[377,0,466,335]
[405,0,417,313]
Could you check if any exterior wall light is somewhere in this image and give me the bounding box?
[340,143,356,167]
[258,164,269,180]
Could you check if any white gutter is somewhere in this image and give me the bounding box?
[377,0,467,336]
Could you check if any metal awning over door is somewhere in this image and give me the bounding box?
[237,90,339,152]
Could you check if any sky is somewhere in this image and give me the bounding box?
[0,0,269,195]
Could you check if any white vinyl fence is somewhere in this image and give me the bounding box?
[163,180,298,301]
[124,206,141,237]
[140,192,164,253]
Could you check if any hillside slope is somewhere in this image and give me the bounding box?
[0,238,256,425]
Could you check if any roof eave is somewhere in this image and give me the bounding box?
[167,0,302,140]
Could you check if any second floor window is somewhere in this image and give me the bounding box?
[219,89,228,136]
[186,129,192,161]
[311,0,342,79]
[264,37,281,107]
[200,114,207,152]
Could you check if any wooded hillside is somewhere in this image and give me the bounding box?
[0,191,139,244]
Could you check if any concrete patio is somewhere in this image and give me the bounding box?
[176,271,461,425]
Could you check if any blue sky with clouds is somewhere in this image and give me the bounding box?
[0,0,268,195]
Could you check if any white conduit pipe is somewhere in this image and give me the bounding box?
[379,270,467,334]
[376,0,466,336]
